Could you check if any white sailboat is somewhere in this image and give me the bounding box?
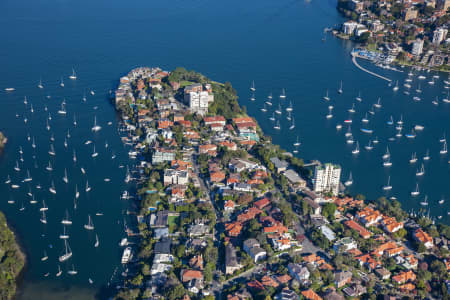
[420,195,429,206]
[62,210,72,225]
[269,113,275,122]
[383,176,392,191]
[48,144,56,156]
[63,168,68,184]
[323,89,330,101]
[94,234,99,248]
[85,180,91,192]
[348,103,355,113]
[393,81,399,91]
[67,264,78,275]
[286,101,293,112]
[261,103,267,112]
[351,142,360,155]
[275,104,282,115]
[355,91,362,102]
[38,78,44,89]
[423,149,430,161]
[289,118,295,130]
[273,120,281,130]
[92,145,99,158]
[91,116,102,132]
[416,163,425,176]
[59,240,73,262]
[326,106,333,119]
[338,80,343,94]
[59,226,69,239]
[40,211,47,224]
[84,215,94,230]
[75,184,80,199]
[46,161,53,172]
[293,136,301,147]
[14,161,20,172]
[69,68,77,80]
[364,140,373,151]
[250,92,255,101]
[344,172,353,186]
[374,97,382,108]
[411,183,420,196]
[5,175,11,184]
[49,181,56,194]
[383,157,392,167]
[73,149,77,162]
[440,141,448,154]
[58,100,67,115]
[250,80,255,92]
[56,265,62,277]
[41,250,48,261]
[280,88,286,99]
[409,152,417,164]
[60,77,65,87]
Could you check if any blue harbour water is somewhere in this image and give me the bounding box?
[0,0,449,299]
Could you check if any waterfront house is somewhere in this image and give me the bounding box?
[163,169,189,186]
[152,148,176,164]
[283,169,307,191]
[270,157,288,173]
[413,228,433,249]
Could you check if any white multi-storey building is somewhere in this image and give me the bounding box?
[411,39,424,56]
[432,28,448,45]
[313,163,341,196]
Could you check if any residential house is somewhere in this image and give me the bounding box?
[225,243,242,275]
[375,267,391,280]
[392,270,416,285]
[270,157,288,173]
[333,237,357,253]
[344,220,371,239]
[301,289,323,300]
[181,269,204,294]
[413,228,433,249]
[334,271,352,288]
[163,169,189,186]
[243,238,267,263]
[288,263,310,282]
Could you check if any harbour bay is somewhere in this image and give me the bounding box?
[0,0,449,299]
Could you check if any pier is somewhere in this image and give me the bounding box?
[351,54,392,82]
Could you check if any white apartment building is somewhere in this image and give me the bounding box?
[411,39,424,56]
[313,163,341,196]
[432,27,448,45]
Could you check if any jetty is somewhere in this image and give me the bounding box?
[351,53,392,82]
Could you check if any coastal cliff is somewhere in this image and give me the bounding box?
[0,211,25,300]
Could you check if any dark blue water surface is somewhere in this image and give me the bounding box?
[0,0,449,299]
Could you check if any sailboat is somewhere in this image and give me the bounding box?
[46,119,51,131]
[62,210,72,225]
[393,80,399,91]
[423,149,430,161]
[23,170,32,182]
[60,77,64,87]
[67,129,71,139]
[326,106,333,119]
[69,68,77,80]
[440,141,448,154]
[405,129,416,139]
[382,146,390,160]
[94,234,99,248]
[83,91,87,102]
[439,197,445,205]
[73,150,77,163]
[30,195,37,204]
[409,152,417,164]
[14,161,20,172]
[387,115,394,125]
[38,78,44,89]
[5,175,11,184]
[48,144,56,156]
[383,176,392,191]
[420,195,429,206]
[383,157,392,167]
[397,115,403,125]
[289,118,295,130]
[269,113,275,122]
[91,116,102,132]
[275,104,282,115]
[355,91,362,102]
[250,80,255,92]
[338,80,343,94]
[23,96,28,105]
[279,88,286,99]
[63,169,68,184]
[56,265,62,277]
[32,137,36,148]
[75,185,80,199]
[293,136,301,147]
[361,112,369,123]
[348,103,355,113]
[67,264,78,275]
[286,101,293,112]
[86,180,91,192]
[41,250,48,261]
[352,142,360,155]
[374,97,382,108]
[59,240,72,262]
[411,183,420,196]
[344,172,353,186]
[250,92,255,101]
[432,96,439,105]
[50,133,55,142]
[64,138,68,148]
[323,89,330,101]
[49,181,56,194]
[92,145,98,158]
[416,83,422,93]
[261,104,267,112]
[416,163,425,176]
[30,103,34,113]
[58,101,67,115]
[365,140,373,151]
[84,215,94,230]
[40,211,47,224]
[59,226,69,239]
[273,120,281,130]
